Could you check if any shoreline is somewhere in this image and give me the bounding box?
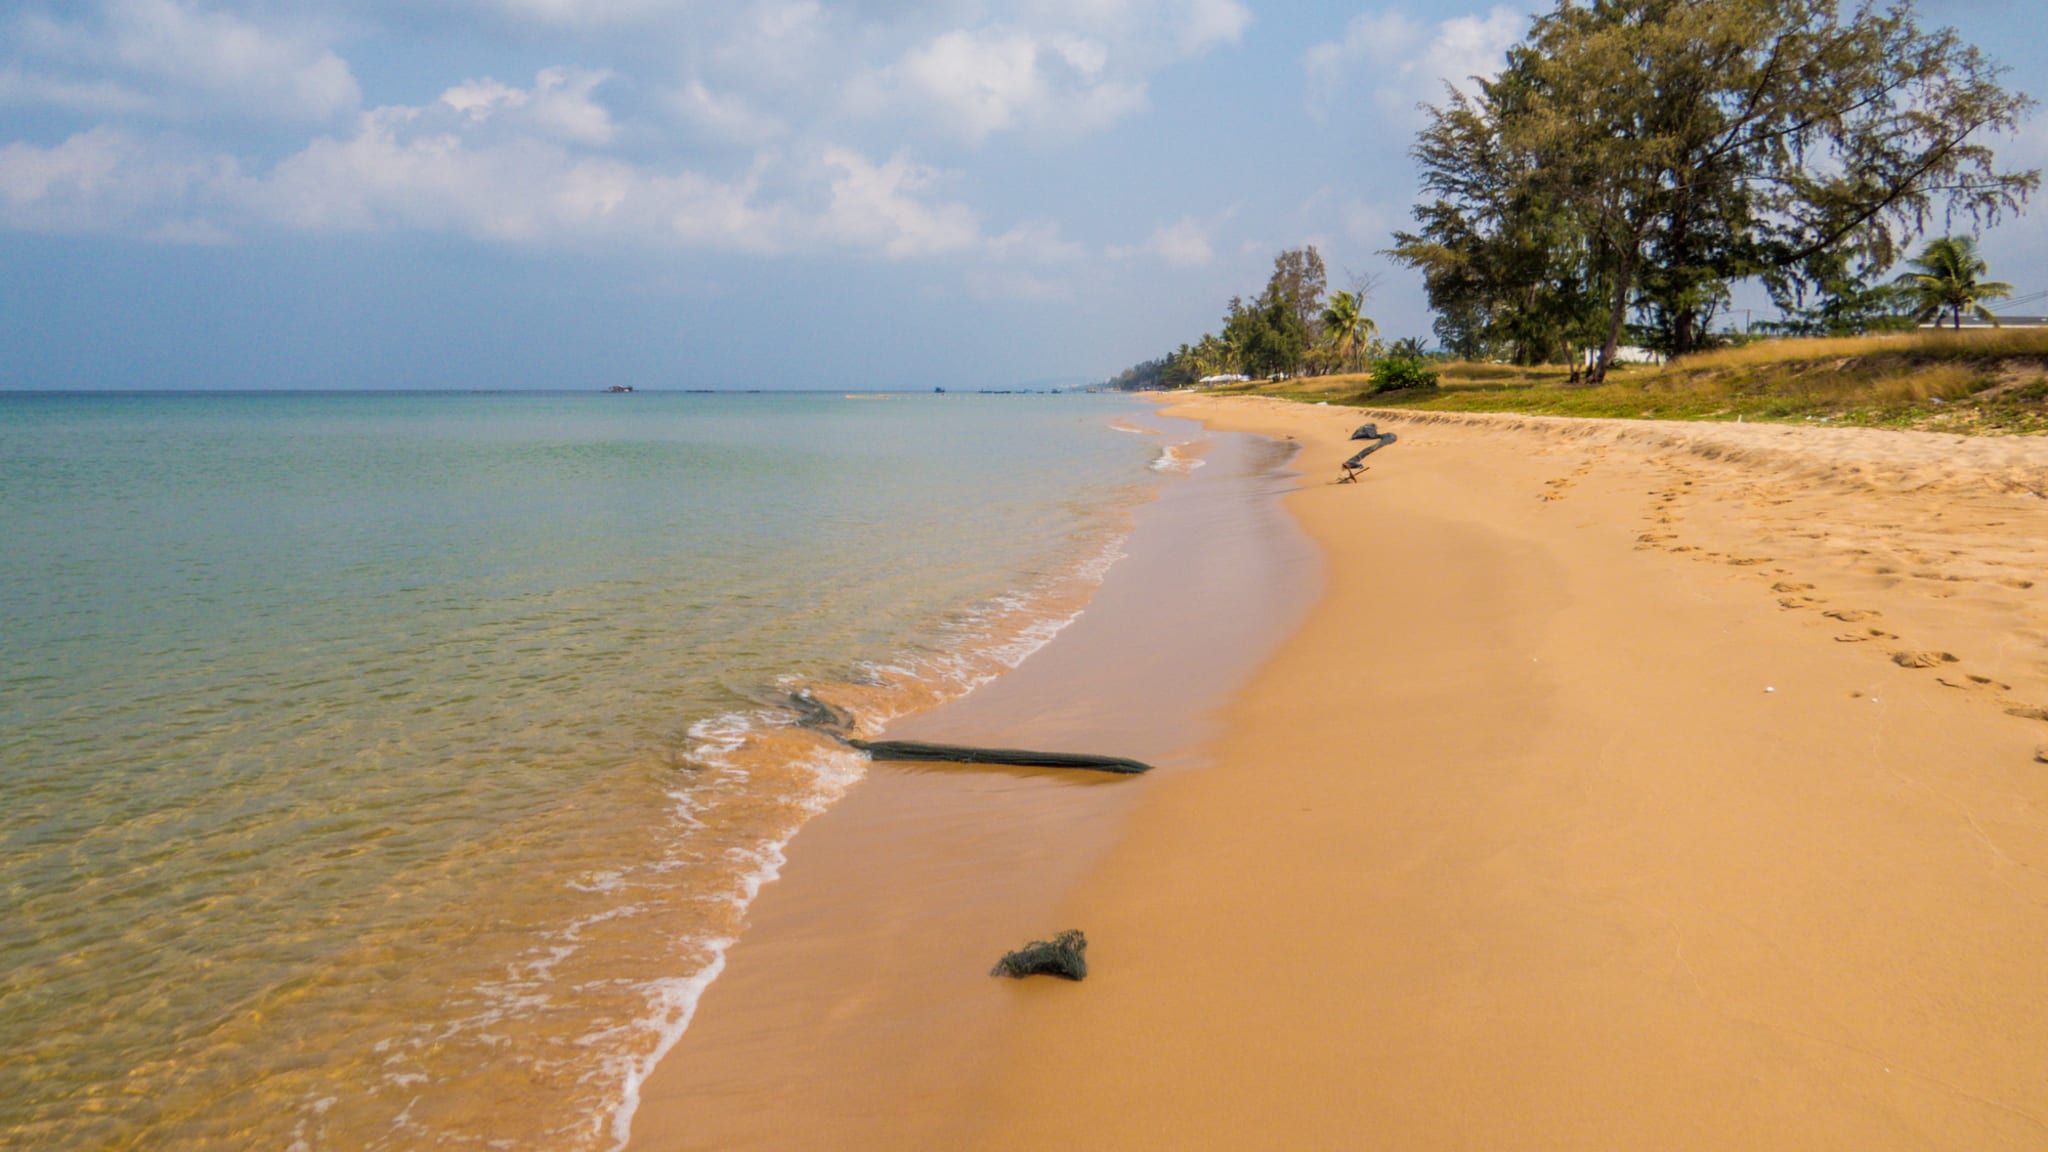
[630,392,2048,1150]
[624,409,1318,1150]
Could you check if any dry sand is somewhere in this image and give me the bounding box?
[982,397,2048,1149]
[635,397,2048,1150]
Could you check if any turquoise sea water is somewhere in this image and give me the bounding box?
[0,391,1158,1150]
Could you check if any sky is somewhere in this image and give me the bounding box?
[2,0,2045,390]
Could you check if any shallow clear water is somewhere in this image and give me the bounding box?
[0,390,1156,1150]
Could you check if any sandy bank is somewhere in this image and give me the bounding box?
[978,397,2048,1149]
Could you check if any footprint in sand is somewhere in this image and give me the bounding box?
[2008,706,2048,722]
[1824,608,1882,623]
[1772,582,1815,593]
[1891,650,1960,669]
[1936,673,2012,692]
[1836,627,1899,643]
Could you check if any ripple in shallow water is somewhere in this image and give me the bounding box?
[0,391,1153,1150]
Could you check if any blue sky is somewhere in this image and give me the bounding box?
[2,0,2044,390]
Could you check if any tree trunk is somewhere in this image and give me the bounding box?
[1667,186,1697,357]
[1589,244,1637,385]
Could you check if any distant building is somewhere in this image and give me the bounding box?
[1919,314,2048,330]
[1198,374,1251,384]
[1581,346,1665,368]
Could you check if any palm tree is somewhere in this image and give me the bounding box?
[1897,236,2014,330]
[1319,290,1379,373]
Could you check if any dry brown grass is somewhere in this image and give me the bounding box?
[1221,330,2048,434]
[1675,327,2048,371]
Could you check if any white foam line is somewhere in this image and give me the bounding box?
[602,945,728,1151]
[1149,442,1206,473]
[599,528,1133,1150]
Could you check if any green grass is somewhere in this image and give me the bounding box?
[1204,330,2048,434]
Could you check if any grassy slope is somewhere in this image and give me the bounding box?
[1210,330,2048,434]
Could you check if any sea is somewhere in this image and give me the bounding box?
[0,390,1172,1150]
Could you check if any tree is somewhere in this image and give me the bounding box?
[1222,292,1310,378]
[1760,246,1915,335]
[1897,235,2013,328]
[1319,290,1380,373]
[1395,0,2039,380]
[1268,246,1329,340]
[1390,63,1617,367]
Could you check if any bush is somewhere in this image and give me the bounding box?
[1370,357,1440,393]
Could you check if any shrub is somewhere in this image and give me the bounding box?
[1371,357,1441,392]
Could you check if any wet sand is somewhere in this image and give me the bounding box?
[634,395,2048,1150]
[625,411,1317,1150]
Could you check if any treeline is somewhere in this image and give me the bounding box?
[1389,0,2037,381]
[1102,246,1433,392]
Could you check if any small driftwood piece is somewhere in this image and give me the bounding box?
[992,930,1089,980]
[848,739,1152,775]
[1340,428,1398,483]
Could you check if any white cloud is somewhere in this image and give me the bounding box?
[1108,210,1232,267]
[441,67,616,146]
[985,218,1087,264]
[713,1,831,90]
[484,0,677,23]
[0,67,152,117]
[1016,0,1247,55]
[1148,215,1214,267]
[0,127,245,235]
[817,147,979,257]
[10,0,363,122]
[885,27,1147,143]
[1177,0,1251,54]
[0,75,1061,265]
[670,80,788,147]
[1305,5,1525,121]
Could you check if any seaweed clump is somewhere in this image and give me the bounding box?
[990,930,1089,981]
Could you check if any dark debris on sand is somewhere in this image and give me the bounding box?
[991,930,1089,981]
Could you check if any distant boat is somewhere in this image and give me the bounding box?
[934,386,946,393]
[605,385,635,393]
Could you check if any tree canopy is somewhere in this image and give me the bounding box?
[1391,0,2038,379]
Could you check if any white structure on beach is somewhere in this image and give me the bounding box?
[1582,345,1665,368]
[1919,314,2048,330]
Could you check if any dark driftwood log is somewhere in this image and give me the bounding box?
[1344,430,1398,471]
[1349,422,1380,441]
[848,739,1152,775]
[787,689,853,736]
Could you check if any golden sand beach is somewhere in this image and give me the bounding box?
[633,396,2048,1150]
